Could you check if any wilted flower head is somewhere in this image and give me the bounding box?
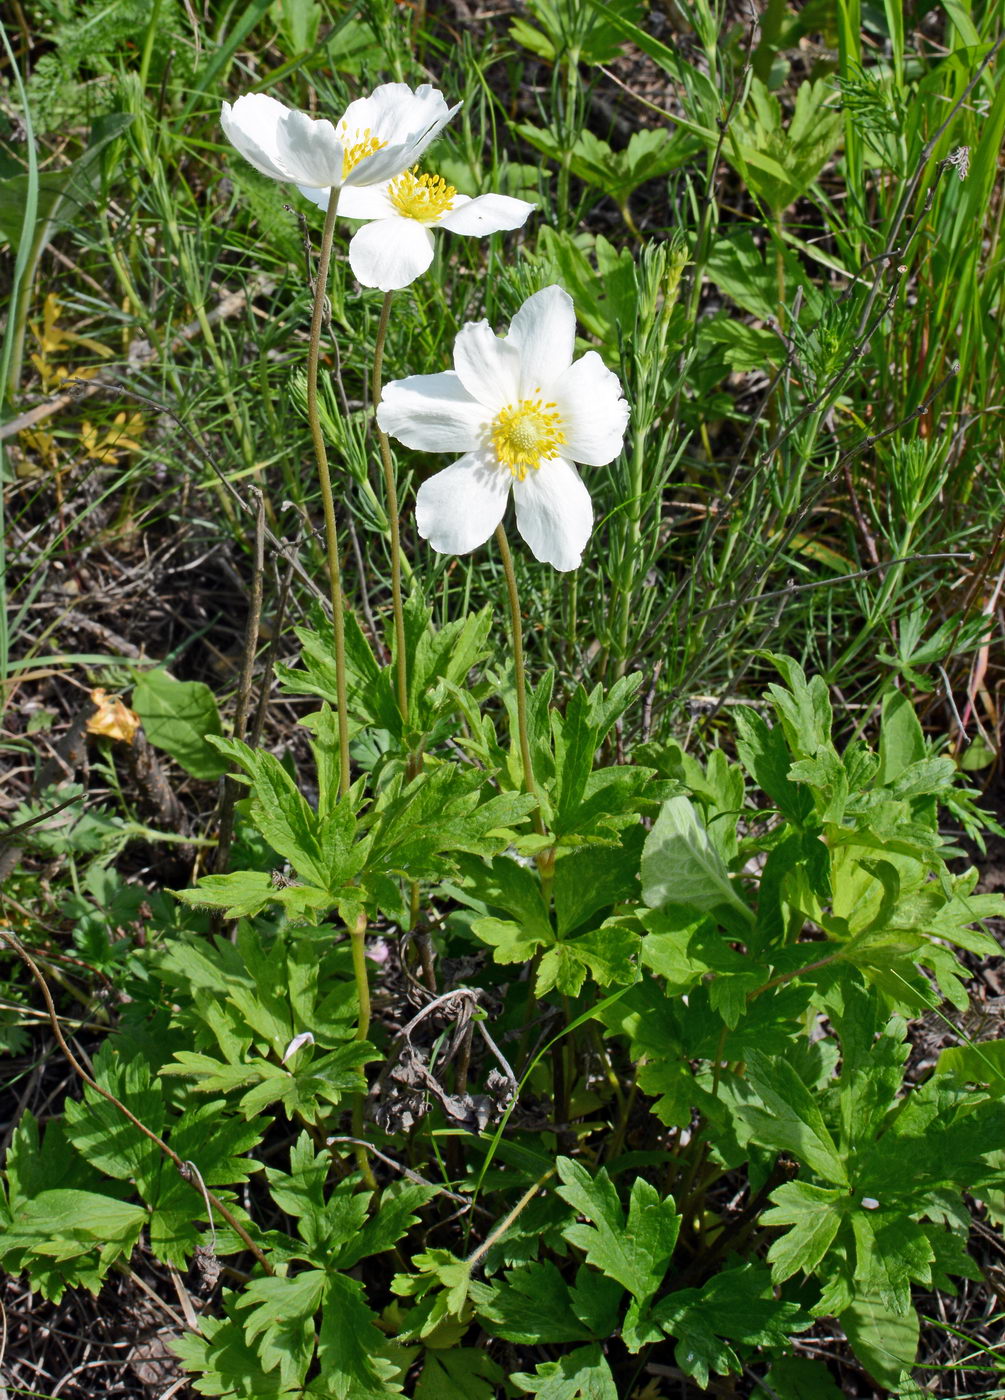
[301,169,535,291]
[220,82,460,192]
[377,286,629,571]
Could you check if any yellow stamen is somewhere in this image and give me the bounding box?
[388,167,456,223]
[491,397,567,481]
[340,127,387,179]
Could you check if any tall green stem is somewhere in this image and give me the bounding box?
[307,188,351,798]
[612,422,647,677]
[372,291,409,727]
[495,525,546,840]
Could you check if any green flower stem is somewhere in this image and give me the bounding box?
[612,421,647,677]
[307,187,351,798]
[350,915,371,1043]
[371,296,427,985]
[495,524,546,839]
[349,913,377,1191]
[372,290,409,726]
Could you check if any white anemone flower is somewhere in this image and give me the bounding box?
[220,82,460,192]
[377,286,629,572]
[300,171,535,291]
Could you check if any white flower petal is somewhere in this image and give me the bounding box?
[299,181,394,216]
[507,285,576,397]
[438,193,536,236]
[378,372,487,452]
[279,107,344,186]
[452,320,521,409]
[415,452,511,556]
[297,183,329,210]
[349,219,435,291]
[552,351,630,466]
[512,456,593,571]
[341,83,461,187]
[222,95,303,181]
[337,183,395,220]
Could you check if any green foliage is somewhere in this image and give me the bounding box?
[5,6,1005,1397]
[132,668,228,779]
[726,79,845,219]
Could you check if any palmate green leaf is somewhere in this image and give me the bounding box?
[936,1037,1005,1090]
[510,0,646,65]
[471,915,542,965]
[700,316,784,372]
[663,1316,738,1392]
[555,765,656,844]
[850,1212,933,1314]
[511,1343,618,1400]
[734,705,816,825]
[456,850,551,936]
[239,1270,325,1388]
[538,922,640,996]
[853,1076,1005,1205]
[145,1103,263,1267]
[263,1135,417,1268]
[553,831,642,936]
[316,1272,402,1399]
[706,229,818,322]
[841,1293,919,1391]
[513,123,695,208]
[283,616,400,736]
[472,913,638,996]
[4,1112,101,1205]
[754,1354,845,1400]
[391,1249,474,1336]
[165,1043,373,1122]
[405,596,493,731]
[641,795,753,922]
[239,1042,374,1121]
[173,1301,301,1398]
[762,653,834,759]
[726,78,843,216]
[62,1044,163,1189]
[762,1182,846,1281]
[546,676,649,841]
[367,765,534,879]
[652,1262,812,1386]
[173,870,277,919]
[481,1261,616,1345]
[164,1051,263,1094]
[336,1182,432,1270]
[833,991,910,1146]
[208,737,334,890]
[414,1346,502,1400]
[556,1157,680,1304]
[740,1052,849,1185]
[0,1189,146,1301]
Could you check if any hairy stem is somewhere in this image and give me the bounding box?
[307,187,351,797]
[495,525,545,838]
[372,290,409,726]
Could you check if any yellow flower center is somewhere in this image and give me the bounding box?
[340,127,387,179]
[388,167,457,223]
[490,397,567,480]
